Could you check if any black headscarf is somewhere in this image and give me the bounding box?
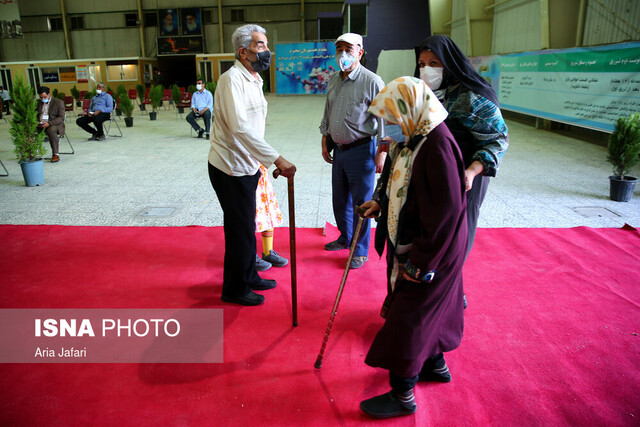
[414,35,499,106]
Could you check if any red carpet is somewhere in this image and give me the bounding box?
[0,224,638,426]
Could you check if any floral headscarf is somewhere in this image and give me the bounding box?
[368,76,448,248]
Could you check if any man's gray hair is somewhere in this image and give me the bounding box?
[232,24,266,60]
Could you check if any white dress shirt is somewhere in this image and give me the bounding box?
[208,60,279,176]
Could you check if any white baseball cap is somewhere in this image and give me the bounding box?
[335,33,363,48]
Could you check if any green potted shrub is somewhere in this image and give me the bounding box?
[136,83,145,111]
[149,85,163,120]
[119,92,134,127]
[9,76,46,186]
[114,84,127,116]
[607,113,640,202]
[188,84,197,94]
[171,84,183,113]
[205,81,217,95]
[70,85,81,107]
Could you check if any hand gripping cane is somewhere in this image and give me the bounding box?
[314,205,367,369]
[273,168,298,327]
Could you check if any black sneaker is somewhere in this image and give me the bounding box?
[262,250,288,267]
[197,129,204,138]
[205,133,210,139]
[324,240,349,251]
[221,291,265,306]
[250,279,276,291]
[88,133,98,141]
[418,353,452,382]
[360,391,417,419]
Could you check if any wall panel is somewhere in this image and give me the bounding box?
[71,29,140,59]
[582,0,640,46]
[492,0,541,54]
[1,33,67,61]
[450,21,468,55]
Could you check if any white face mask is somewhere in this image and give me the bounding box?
[336,51,357,72]
[196,84,203,91]
[419,66,444,91]
[96,89,102,94]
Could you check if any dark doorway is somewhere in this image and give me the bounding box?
[157,55,196,88]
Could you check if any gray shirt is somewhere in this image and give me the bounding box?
[320,63,385,145]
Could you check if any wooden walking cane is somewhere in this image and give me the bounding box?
[314,205,367,369]
[273,168,298,327]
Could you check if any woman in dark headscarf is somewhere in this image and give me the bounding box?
[359,77,467,419]
[415,35,508,261]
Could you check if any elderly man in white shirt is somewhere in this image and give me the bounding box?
[208,23,296,306]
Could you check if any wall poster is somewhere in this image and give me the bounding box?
[470,42,640,133]
[275,42,337,95]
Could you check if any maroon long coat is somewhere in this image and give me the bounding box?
[365,123,468,378]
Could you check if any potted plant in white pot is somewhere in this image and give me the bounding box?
[9,76,46,186]
[607,113,640,202]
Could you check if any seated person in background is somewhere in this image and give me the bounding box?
[186,79,213,139]
[0,86,10,117]
[36,86,66,163]
[76,83,113,141]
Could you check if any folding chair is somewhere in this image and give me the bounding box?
[63,96,75,118]
[44,116,74,157]
[162,89,172,110]
[105,112,122,138]
[176,92,192,120]
[0,159,8,177]
[76,99,91,118]
[189,114,212,137]
[140,88,151,115]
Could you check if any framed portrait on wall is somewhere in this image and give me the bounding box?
[180,8,202,36]
[159,9,178,36]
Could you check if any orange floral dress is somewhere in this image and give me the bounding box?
[255,164,283,232]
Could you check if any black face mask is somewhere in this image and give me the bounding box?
[247,50,271,72]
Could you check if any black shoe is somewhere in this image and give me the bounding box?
[197,129,204,138]
[221,292,265,306]
[324,240,349,251]
[205,133,209,139]
[360,391,417,419]
[418,353,452,383]
[88,133,98,141]
[96,134,106,141]
[250,279,276,290]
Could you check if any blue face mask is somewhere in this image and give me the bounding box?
[42,98,50,103]
[336,51,357,72]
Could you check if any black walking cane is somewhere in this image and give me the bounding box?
[273,168,298,327]
[314,205,367,368]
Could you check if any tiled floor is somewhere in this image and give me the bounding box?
[1,95,638,229]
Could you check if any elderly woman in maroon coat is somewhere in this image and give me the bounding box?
[360,77,468,418]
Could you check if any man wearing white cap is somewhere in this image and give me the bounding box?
[319,32,386,269]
